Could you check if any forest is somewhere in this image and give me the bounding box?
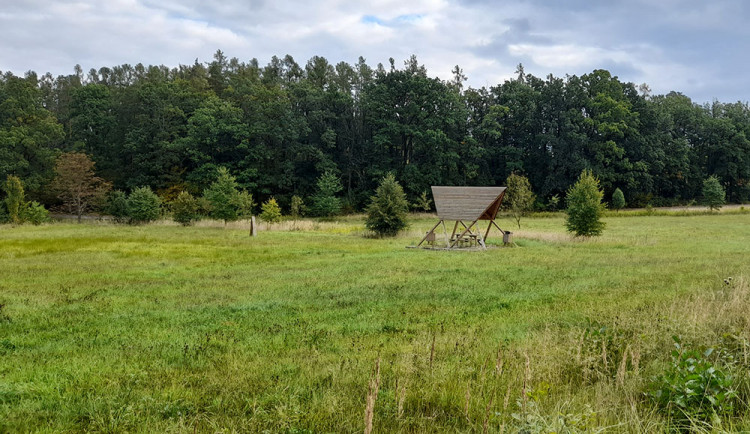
[2,50,750,213]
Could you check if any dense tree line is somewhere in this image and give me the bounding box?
[2,51,749,215]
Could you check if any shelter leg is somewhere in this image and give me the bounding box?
[417,220,442,247]
[450,221,459,242]
[492,220,505,235]
[484,221,492,241]
[441,220,450,248]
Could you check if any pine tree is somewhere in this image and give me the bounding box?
[311,171,343,217]
[565,169,606,236]
[365,173,409,237]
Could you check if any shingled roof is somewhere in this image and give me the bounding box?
[431,186,507,221]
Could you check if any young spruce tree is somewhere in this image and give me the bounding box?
[565,169,606,237]
[365,173,409,237]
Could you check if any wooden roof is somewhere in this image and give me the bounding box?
[431,186,507,221]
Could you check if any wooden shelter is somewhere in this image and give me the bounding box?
[416,186,508,249]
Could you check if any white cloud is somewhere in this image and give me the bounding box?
[1,0,748,102]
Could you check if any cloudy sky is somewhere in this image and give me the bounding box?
[2,0,748,103]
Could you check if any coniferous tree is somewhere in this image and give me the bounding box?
[311,171,343,217]
[365,173,409,237]
[565,170,606,237]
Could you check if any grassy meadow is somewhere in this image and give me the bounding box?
[1,212,750,432]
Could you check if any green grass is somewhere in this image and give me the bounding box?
[1,214,750,432]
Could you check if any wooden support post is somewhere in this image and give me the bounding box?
[441,220,450,248]
[484,220,492,241]
[450,220,459,243]
[417,220,442,247]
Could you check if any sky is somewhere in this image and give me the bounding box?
[2,0,749,103]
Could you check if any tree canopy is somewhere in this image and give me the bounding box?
[2,54,750,213]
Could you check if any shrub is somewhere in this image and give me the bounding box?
[260,197,282,224]
[3,175,25,224]
[171,191,199,226]
[311,171,342,217]
[547,194,560,211]
[127,186,161,224]
[565,169,606,237]
[611,188,626,211]
[365,173,409,237]
[21,201,50,225]
[504,172,536,229]
[649,337,736,427]
[106,190,130,223]
[290,195,304,220]
[702,176,725,211]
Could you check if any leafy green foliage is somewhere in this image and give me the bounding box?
[565,170,606,236]
[649,337,737,426]
[105,190,130,223]
[290,195,304,220]
[260,197,282,224]
[702,176,725,211]
[203,167,245,223]
[311,171,342,217]
[611,188,626,211]
[365,173,409,237]
[504,173,536,229]
[171,191,199,226]
[235,190,255,219]
[412,190,432,212]
[20,201,50,225]
[127,186,161,224]
[2,175,24,224]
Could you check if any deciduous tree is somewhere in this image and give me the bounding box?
[51,152,111,222]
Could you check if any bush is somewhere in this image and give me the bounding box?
[3,175,25,224]
[127,186,161,224]
[365,173,409,237]
[171,191,199,226]
[311,171,342,217]
[649,337,736,427]
[290,195,304,220]
[21,201,50,225]
[260,197,282,224]
[106,190,130,223]
[611,188,626,211]
[504,172,536,229]
[565,169,606,236]
[702,176,725,211]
